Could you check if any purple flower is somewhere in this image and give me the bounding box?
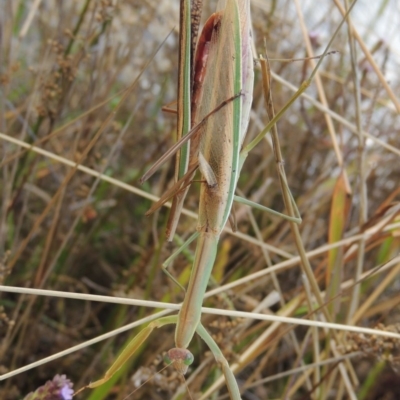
[23,374,74,400]
[59,384,73,400]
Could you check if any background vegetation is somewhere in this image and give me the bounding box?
[1,0,399,399]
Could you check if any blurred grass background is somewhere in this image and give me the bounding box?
[0,0,400,399]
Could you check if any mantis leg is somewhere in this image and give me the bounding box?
[161,231,200,292]
[233,194,301,224]
[196,323,242,400]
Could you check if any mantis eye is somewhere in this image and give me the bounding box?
[163,353,172,365]
[183,352,194,366]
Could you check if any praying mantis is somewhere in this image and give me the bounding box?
[77,0,253,398]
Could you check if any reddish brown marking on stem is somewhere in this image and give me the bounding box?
[191,12,223,124]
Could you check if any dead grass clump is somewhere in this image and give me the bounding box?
[0,1,399,399]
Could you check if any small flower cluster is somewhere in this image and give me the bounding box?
[23,374,73,400]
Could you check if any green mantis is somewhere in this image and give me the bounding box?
[164,0,253,376]
[77,0,253,398]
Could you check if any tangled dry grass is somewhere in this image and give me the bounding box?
[0,0,400,399]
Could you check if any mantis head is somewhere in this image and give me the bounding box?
[164,347,195,375]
